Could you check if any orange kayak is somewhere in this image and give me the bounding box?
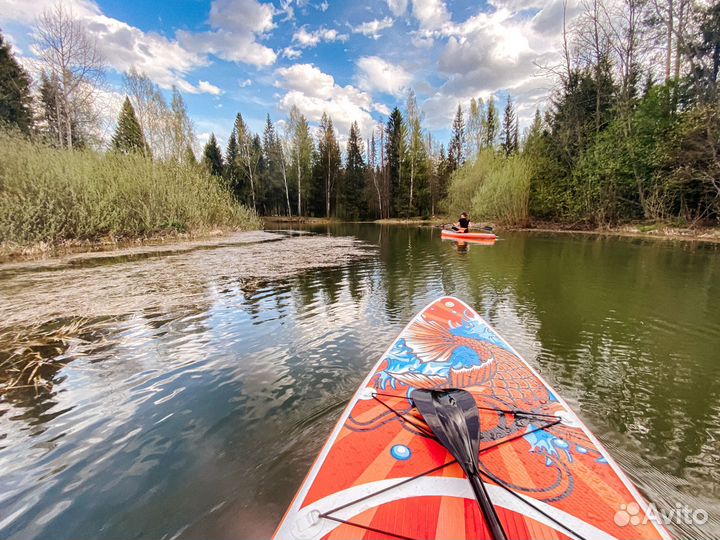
[441,229,497,241]
[274,297,670,540]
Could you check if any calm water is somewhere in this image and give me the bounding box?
[1,224,719,539]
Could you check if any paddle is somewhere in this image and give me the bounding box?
[413,388,508,540]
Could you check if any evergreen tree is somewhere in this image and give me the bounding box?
[0,32,33,133]
[501,95,518,156]
[483,97,498,148]
[448,104,465,171]
[202,133,224,177]
[385,107,407,216]
[112,97,148,155]
[39,72,62,146]
[340,121,367,219]
[262,114,284,215]
[314,113,341,217]
[225,128,239,188]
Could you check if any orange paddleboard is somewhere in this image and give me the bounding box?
[441,229,497,241]
[274,296,671,540]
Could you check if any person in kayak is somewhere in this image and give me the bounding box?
[452,212,471,233]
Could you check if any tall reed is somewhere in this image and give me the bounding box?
[0,131,260,248]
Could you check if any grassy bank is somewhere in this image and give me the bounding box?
[0,132,260,255]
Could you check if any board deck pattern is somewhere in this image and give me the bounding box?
[274,297,670,540]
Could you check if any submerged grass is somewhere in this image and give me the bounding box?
[0,131,260,252]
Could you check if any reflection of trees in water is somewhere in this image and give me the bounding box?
[513,235,720,487]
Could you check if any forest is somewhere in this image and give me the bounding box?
[1,0,719,240]
[198,0,720,227]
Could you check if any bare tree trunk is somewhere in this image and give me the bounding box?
[562,0,572,82]
[673,0,685,81]
[280,153,291,216]
[296,148,301,216]
[409,157,414,217]
[666,0,673,80]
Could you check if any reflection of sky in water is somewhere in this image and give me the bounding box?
[0,225,719,539]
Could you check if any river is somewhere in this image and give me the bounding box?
[0,224,718,539]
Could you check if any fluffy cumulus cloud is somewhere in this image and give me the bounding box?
[356,56,412,97]
[411,0,451,31]
[275,63,379,136]
[351,17,395,39]
[0,0,275,95]
[419,2,578,128]
[178,0,277,67]
[292,26,348,48]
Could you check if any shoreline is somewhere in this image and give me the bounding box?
[0,226,259,264]
[3,219,718,263]
[510,223,720,244]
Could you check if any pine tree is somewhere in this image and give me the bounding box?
[0,31,33,133]
[448,104,465,171]
[483,97,499,148]
[340,121,367,219]
[315,113,341,217]
[225,128,239,188]
[501,95,518,156]
[385,107,407,217]
[112,97,148,155]
[39,72,62,146]
[202,133,224,177]
[262,114,284,214]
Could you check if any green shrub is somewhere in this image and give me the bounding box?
[447,150,531,226]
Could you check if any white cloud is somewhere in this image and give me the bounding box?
[318,1,329,12]
[177,29,276,67]
[0,0,277,95]
[387,0,408,16]
[239,78,253,87]
[351,17,394,39]
[292,26,348,48]
[411,0,450,31]
[275,63,380,136]
[177,0,278,67]
[356,56,412,97]
[281,46,302,59]
[209,0,275,34]
[198,80,224,95]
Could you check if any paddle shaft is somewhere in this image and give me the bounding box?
[468,472,508,540]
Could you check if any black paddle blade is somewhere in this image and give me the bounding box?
[412,388,480,476]
[413,388,508,540]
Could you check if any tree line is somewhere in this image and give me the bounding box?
[516,0,720,226]
[196,90,525,219]
[2,0,718,226]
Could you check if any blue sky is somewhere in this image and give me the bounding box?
[0,0,572,149]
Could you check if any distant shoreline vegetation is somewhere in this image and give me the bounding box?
[0,1,718,257]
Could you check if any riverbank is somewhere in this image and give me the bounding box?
[0,132,260,260]
[514,222,720,244]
